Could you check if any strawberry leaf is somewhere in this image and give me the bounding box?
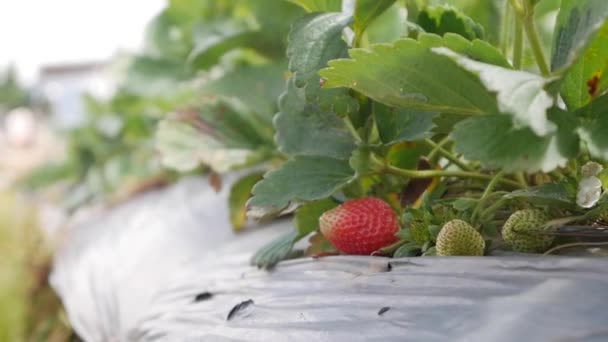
[319,33,509,116]
[248,157,355,211]
[229,172,264,232]
[250,230,301,269]
[433,47,556,136]
[451,108,579,172]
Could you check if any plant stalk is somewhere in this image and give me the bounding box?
[512,17,523,69]
[383,164,522,188]
[424,139,473,171]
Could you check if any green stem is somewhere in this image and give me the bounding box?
[522,14,550,75]
[515,172,528,188]
[427,136,451,161]
[512,17,523,69]
[343,116,363,143]
[509,0,550,75]
[480,198,509,221]
[424,139,473,171]
[384,164,522,188]
[471,171,505,224]
[501,0,512,56]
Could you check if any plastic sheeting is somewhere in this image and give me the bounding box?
[51,176,608,341]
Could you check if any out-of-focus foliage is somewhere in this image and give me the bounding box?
[0,66,29,112]
[24,0,304,223]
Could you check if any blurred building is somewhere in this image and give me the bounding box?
[36,61,115,130]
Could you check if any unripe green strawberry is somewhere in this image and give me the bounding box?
[319,197,399,255]
[436,219,485,256]
[502,209,552,253]
[410,220,431,245]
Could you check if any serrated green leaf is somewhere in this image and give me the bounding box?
[551,0,608,71]
[229,172,264,231]
[320,35,506,116]
[248,156,355,211]
[354,0,396,37]
[505,182,575,207]
[251,230,301,269]
[287,0,342,12]
[374,102,437,145]
[451,109,579,173]
[433,47,556,136]
[275,11,357,160]
[432,0,502,44]
[294,198,338,236]
[575,94,608,160]
[275,79,357,160]
[417,5,484,40]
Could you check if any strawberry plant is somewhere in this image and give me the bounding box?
[237,0,608,268]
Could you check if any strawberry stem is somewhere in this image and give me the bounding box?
[424,139,473,172]
[384,164,523,189]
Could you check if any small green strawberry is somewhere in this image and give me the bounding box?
[502,209,552,253]
[436,219,485,256]
[319,197,400,255]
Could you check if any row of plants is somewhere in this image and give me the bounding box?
[28,0,608,270]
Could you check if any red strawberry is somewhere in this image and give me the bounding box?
[319,197,400,255]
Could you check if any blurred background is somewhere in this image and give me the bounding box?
[0,0,306,338]
[0,1,166,339]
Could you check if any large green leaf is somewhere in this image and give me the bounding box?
[560,24,608,110]
[417,5,484,40]
[320,34,509,116]
[576,94,608,160]
[287,0,342,12]
[433,47,556,136]
[275,12,357,160]
[248,157,355,211]
[506,183,575,207]
[451,109,579,172]
[354,0,396,37]
[374,102,437,145]
[552,0,608,110]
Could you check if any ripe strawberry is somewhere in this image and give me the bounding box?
[436,219,485,256]
[502,209,552,253]
[319,197,400,255]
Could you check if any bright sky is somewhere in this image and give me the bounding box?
[0,0,166,84]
